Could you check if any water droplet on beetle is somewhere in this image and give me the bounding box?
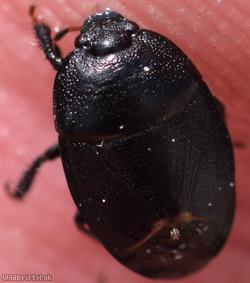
[195,227,203,235]
[178,243,187,250]
[170,249,183,260]
[96,140,104,147]
[170,228,180,240]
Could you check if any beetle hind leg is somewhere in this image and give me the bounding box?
[74,211,98,241]
[5,144,59,199]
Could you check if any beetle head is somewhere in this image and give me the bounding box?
[75,9,139,56]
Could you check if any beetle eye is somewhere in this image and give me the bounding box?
[125,21,139,35]
[75,35,92,50]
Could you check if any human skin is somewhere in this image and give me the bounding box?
[0,0,249,283]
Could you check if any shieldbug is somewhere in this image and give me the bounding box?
[6,5,235,279]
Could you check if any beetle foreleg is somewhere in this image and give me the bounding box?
[74,211,98,241]
[5,144,59,199]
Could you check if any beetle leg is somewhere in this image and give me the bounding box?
[5,144,59,199]
[54,26,81,41]
[29,5,62,70]
[74,211,98,241]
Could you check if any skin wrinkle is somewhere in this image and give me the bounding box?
[0,1,249,283]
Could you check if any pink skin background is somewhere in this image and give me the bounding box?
[0,0,249,283]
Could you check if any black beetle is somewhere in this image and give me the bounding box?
[6,5,235,279]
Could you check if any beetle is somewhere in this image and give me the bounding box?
[6,5,235,279]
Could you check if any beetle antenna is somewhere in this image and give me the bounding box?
[29,4,40,24]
